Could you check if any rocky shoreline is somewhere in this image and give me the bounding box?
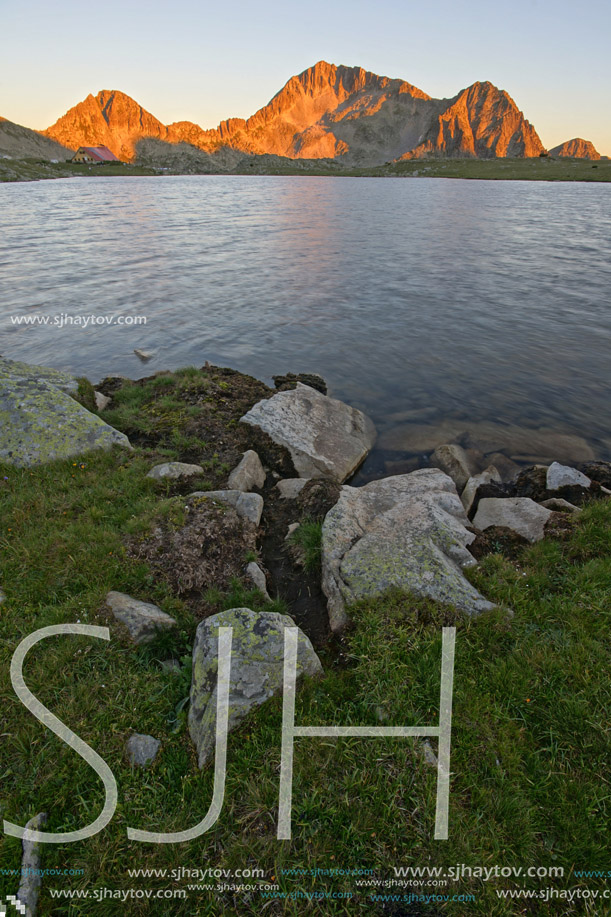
[1,354,610,913]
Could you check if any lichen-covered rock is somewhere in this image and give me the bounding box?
[240,382,376,482]
[147,461,204,480]
[126,734,161,767]
[473,497,552,543]
[0,359,130,466]
[189,607,323,767]
[189,490,264,526]
[227,450,266,491]
[0,356,77,394]
[546,462,591,491]
[321,469,495,633]
[106,591,177,644]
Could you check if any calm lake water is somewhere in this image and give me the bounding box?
[1,175,610,469]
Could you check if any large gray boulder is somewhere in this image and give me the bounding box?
[321,469,495,633]
[473,498,552,543]
[0,358,130,466]
[189,607,322,767]
[105,591,177,644]
[0,356,77,394]
[240,383,376,482]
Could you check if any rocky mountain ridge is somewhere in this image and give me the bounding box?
[4,62,602,166]
[43,61,547,165]
[548,137,601,160]
[0,116,72,160]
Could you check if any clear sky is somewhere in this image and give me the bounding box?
[1,0,609,154]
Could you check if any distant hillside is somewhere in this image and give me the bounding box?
[548,138,600,160]
[43,61,546,166]
[0,117,73,160]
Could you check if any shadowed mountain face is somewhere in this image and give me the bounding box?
[43,61,546,165]
[548,138,601,160]
[0,117,72,160]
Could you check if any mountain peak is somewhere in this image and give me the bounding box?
[43,64,545,164]
[548,137,600,159]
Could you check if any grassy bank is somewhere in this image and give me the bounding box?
[1,367,610,916]
[0,158,158,182]
[2,155,610,184]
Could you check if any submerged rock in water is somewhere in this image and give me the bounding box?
[0,358,130,467]
[431,443,474,491]
[189,607,322,768]
[240,383,376,482]
[321,469,495,633]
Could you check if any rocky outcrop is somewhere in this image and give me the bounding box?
[41,62,546,166]
[397,81,544,160]
[321,469,495,632]
[549,138,600,160]
[0,358,130,466]
[189,607,322,767]
[45,90,170,162]
[241,383,376,483]
[0,116,73,160]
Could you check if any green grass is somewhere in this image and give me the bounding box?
[3,155,610,184]
[289,519,324,573]
[0,440,609,915]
